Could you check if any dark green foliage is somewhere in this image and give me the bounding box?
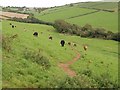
[23,48,51,69]
[112,32,120,41]
[34,7,48,13]
[53,20,81,35]
[69,4,74,7]
[54,20,71,33]
[54,20,120,42]
[10,17,54,26]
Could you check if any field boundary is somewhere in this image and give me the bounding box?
[67,10,100,19]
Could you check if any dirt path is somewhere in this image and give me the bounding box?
[58,47,81,77]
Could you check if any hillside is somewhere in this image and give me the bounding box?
[1,1,119,88]
[2,20,118,88]
[34,2,118,32]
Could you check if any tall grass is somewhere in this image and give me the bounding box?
[23,48,51,69]
[2,34,18,52]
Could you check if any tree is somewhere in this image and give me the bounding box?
[70,4,74,7]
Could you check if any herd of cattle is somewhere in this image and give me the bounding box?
[10,23,88,51]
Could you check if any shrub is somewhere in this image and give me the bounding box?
[10,17,54,26]
[2,34,18,52]
[54,20,82,34]
[69,4,74,7]
[54,20,120,42]
[112,32,120,42]
[54,20,70,33]
[23,48,51,69]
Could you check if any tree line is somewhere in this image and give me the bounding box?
[10,17,54,26]
[53,20,120,42]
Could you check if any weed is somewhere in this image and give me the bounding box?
[2,34,18,52]
[23,48,51,69]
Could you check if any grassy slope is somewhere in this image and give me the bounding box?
[2,20,75,87]
[34,2,118,32]
[2,20,118,87]
[78,2,118,9]
[66,11,118,32]
[34,7,96,22]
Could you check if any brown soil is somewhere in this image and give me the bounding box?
[0,12,29,19]
[58,46,80,77]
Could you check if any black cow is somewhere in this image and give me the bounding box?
[73,43,77,46]
[33,32,38,37]
[68,42,71,45]
[12,25,14,28]
[60,40,65,47]
[49,36,52,40]
[10,23,12,25]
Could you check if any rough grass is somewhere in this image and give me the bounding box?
[2,20,118,88]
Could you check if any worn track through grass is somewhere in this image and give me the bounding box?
[58,46,81,77]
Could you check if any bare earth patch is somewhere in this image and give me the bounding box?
[0,15,9,20]
[0,12,29,19]
[58,46,81,77]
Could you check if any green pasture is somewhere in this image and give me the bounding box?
[33,2,118,32]
[2,20,118,88]
[78,2,118,9]
[34,7,96,22]
[67,11,118,32]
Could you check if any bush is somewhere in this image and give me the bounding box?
[54,20,120,42]
[10,17,54,26]
[54,20,81,35]
[23,48,51,69]
[2,34,18,52]
[112,32,120,42]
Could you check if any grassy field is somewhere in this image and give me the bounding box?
[2,20,118,88]
[34,7,96,22]
[66,11,118,32]
[33,2,118,33]
[78,2,118,10]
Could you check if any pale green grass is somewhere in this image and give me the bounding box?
[66,11,118,32]
[2,20,118,88]
[34,7,96,22]
[34,3,118,32]
[78,2,118,9]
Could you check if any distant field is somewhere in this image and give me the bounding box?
[66,11,118,32]
[2,20,118,88]
[0,12,29,19]
[33,2,118,32]
[78,2,118,10]
[34,7,96,22]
